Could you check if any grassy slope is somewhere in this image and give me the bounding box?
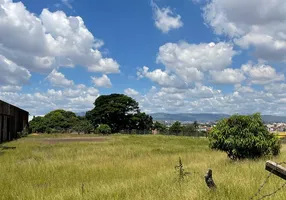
[0,135,286,200]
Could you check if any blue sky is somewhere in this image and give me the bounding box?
[1,0,286,117]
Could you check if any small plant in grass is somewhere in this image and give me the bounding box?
[175,157,190,183]
[17,125,31,138]
[96,124,112,134]
[209,113,281,160]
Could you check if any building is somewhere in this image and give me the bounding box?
[0,100,29,143]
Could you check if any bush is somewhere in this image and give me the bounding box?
[209,113,281,160]
[17,125,31,138]
[73,120,94,134]
[96,124,112,134]
[169,121,182,135]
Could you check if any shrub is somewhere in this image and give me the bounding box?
[73,120,94,134]
[209,113,281,160]
[169,121,182,135]
[96,124,112,134]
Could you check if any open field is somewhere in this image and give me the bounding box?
[0,134,286,200]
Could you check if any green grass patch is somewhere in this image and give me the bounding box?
[0,134,285,199]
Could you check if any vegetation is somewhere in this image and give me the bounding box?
[72,119,94,134]
[169,121,182,135]
[29,110,93,134]
[0,134,286,200]
[96,124,112,134]
[153,121,167,133]
[209,113,281,160]
[86,94,153,133]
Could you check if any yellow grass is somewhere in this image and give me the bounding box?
[0,134,286,200]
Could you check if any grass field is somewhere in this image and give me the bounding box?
[0,134,286,200]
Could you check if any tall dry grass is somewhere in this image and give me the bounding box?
[0,134,285,200]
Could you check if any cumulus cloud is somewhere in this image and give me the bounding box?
[0,85,22,93]
[0,85,99,116]
[151,0,183,33]
[242,63,285,85]
[0,0,119,77]
[124,88,140,96]
[46,69,74,87]
[210,68,246,84]
[91,75,112,88]
[137,66,188,88]
[128,85,286,115]
[203,0,286,61]
[0,55,31,86]
[139,41,235,88]
[157,42,236,72]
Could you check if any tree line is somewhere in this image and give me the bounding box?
[29,94,153,134]
[29,93,205,135]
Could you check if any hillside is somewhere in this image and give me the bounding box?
[150,113,286,123]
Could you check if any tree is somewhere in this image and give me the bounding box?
[73,119,94,134]
[44,110,78,131]
[169,121,182,135]
[96,124,112,134]
[129,113,153,131]
[182,124,197,136]
[209,113,281,160]
[86,94,148,133]
[29,116,47,133]
[29,110,80,133]
[153,121,167,134]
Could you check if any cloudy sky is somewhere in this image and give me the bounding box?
[1,0,286,116]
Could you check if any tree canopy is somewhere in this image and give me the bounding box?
[169,121,182,135]
[86,94,153,133]
[29,110,92,134]
[209,113,281,160]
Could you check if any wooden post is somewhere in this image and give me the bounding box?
[205,169,216,189]
[265,161,286,180]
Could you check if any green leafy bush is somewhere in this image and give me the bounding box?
[96,124,112,134]
[73,119,94,134]
[209,113,281,160]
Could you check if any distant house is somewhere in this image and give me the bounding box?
[0,100,29,143]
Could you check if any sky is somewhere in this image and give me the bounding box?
[1,0,286,117]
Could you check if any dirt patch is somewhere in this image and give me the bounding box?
[41,137,107,144]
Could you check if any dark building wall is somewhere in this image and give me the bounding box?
[0,100,29,143]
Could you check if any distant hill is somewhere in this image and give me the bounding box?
[76,112,86,117]
[150,113,286,123]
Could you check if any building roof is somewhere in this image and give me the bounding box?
[0,100,29,114]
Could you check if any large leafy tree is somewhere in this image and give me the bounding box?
[209,113,281,160]
[44,110,78,131]
[169,121,182,135]
[129,113,153,131]
[29,110,79,133]
[86,94,147,132]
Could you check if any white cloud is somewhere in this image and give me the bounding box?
[203,0,286,61]
[151,0,183,33]
[0,86,99,116]
[242,63,285,85]
[129,85,286,115]
[46,69,74,87]
[157,42,236,72]
[137,66,188,88]
[61,0,73,9]
[234,84,254,93]
[124,88,139,96]
[91,74,112,88]
[0,55,31,85]
[0,0,119,77]
[210,68,246,84]
[0,85,22,92]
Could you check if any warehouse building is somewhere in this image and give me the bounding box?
[0,100,29,143]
